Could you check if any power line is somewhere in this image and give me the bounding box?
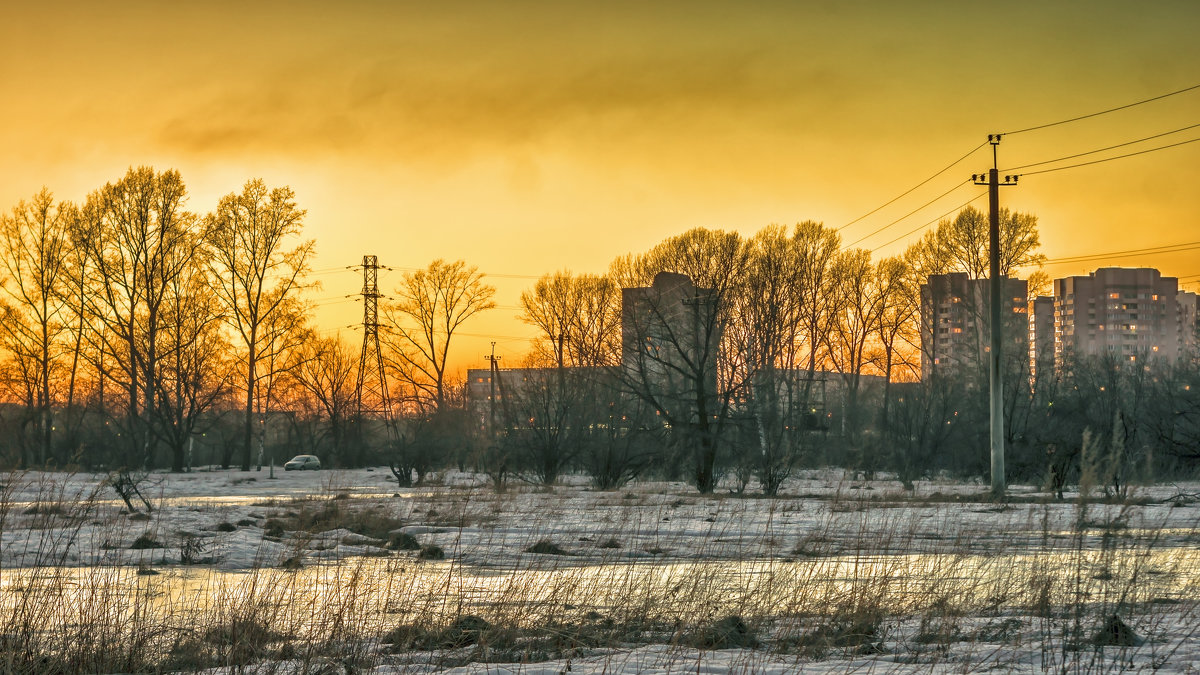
[390,266,542,280]
[845,180,971,248]
[1001,83,1200,136]
[838,141,988,232]
[1043,240,1200,266]
[870,190,988,253]
[1003,123,1200,172]
[1013,137,1200,177]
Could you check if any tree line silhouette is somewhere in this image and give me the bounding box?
[1,167,1196,493]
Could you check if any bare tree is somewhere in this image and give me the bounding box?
[614,228,749,493]
[206,179,315,471]
[0,189,72,467]
[871,256,919,444]
[521,271,622,369]
[730,225,811,494]
[292,335,357,467]
[824,248,890,468]
[72,167,206,469]
[384,259,496,412]
[791,222,842,402]
[151,255,231,472]
[513,271,623,485]
[914,205,1046,280]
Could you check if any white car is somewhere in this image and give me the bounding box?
[284,454,321,471]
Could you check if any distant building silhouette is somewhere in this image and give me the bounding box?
[620,272,720,420]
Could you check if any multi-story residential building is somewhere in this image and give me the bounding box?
[1030,295,1056,380]
[1179,290,1199,352]
[621,272,720,422]
[1052,267,1188,367]
[920,272,1029,380]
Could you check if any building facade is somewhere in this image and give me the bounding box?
[1051,267,1191,367]
[920,272,1029,380]
[1030,295,1056,380]
[620,272,720,423]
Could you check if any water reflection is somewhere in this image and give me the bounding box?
[3,546,1195,639]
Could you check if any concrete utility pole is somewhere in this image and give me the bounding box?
[973,135,1019,497]
[484,342,501,439]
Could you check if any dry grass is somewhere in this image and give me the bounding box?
[0,471,1197,673]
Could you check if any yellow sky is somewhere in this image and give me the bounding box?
[2,1,1198,374]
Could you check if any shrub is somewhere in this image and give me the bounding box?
[417,544,445,560]
[688,615,757,649]
[388,532,421,550]
[129,533,163,549]
[524,539,572,555]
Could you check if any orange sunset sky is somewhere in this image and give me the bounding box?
[2,1,1198,375]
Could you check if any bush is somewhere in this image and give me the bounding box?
[417,544,445,560]
[688,615,757,649]
[129,533,163,549]
[388,532,421,550]
[524,539,572,555]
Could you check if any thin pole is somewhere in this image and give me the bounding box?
[988,140,1006,496]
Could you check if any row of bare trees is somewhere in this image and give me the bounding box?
[496,210,1047,492]
[0,170,316,471]
[5,171,1193,491]
[0,169,500,473]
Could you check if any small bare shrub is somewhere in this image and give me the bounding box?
[688,615,757,649]
[418,543,445,560]
[525,539,572,555]
[388,532,421,550]
[129,532,163,549]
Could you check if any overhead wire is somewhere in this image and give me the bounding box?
[1043,240,1200,266]
[1013,137,1200,177]
[853,84,1200,254]
[1000,82,1200,136]
[838,140,989,232]
[870,190,988,253]
[1002,123,1200,172]
[845,179,971,248]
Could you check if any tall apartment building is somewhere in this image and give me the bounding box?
[920,272,1029,380]
[1052,267,1191,366]
[621,272,720,416]
[1030,296,1056,380]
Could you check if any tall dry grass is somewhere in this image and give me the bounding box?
[0,470,1197,673]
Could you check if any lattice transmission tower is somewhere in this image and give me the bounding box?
[355,255,393,423]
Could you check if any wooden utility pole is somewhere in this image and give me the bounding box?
[973,134,1018,497]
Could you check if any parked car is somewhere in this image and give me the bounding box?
[284,454,321,471]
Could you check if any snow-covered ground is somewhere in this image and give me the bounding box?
[2,468,1198,673]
